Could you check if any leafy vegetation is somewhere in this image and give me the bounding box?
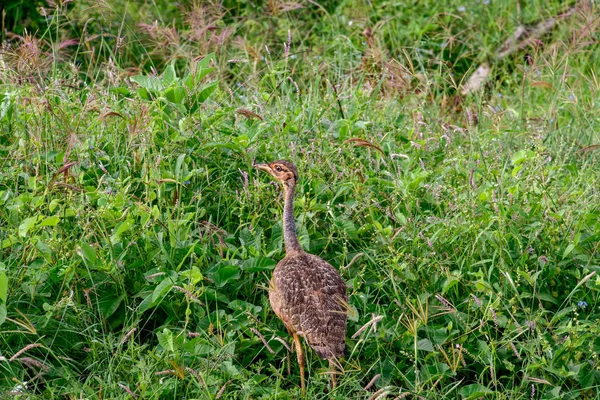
[1,1,599,398]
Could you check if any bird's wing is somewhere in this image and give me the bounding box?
[272,253,347,359]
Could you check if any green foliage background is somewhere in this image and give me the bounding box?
[1,0,599,398]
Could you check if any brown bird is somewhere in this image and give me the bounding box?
[254,160,347,395]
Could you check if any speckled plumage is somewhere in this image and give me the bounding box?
[254,159,347,392]
[269,251,347,359]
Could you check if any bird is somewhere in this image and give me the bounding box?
[253,160,347,395]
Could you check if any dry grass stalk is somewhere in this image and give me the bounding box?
[10,343,43,362]
[236,108,263,120]
[120,328,136,345]
[363,373,381,390]
[267,0,304,16]
[232,36,262,63]
[576,144,600,154]
[1,33,53,82]
[118,383,137,398]
[250,327,275,354]
[272,335,292,352]
[185,367,208,388]
[145,272,166,280]
[342,252,364,270]
[155,369,176,376]
[172,286,202,303]
[368,388,390,400]
[17,357,49,372]
[525,376,552,385]
[434,294,456,312]
[343,138,385,156]
[352,315,384,339]
[215,379,231,399]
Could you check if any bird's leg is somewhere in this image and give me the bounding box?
[285,327,293,376]
[329,359,337,390]
[292,332,305,396]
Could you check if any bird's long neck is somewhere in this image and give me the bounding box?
[282,181,302,254]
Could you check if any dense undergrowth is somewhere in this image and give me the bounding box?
[1,1,600,398]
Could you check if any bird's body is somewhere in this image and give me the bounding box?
[254,160,347,394]
[269,251,347,359]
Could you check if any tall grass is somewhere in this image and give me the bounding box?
[1,1,599,398]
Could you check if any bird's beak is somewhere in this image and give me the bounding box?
[253,162,271,173]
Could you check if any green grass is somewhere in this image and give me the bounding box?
[1,1,600,398]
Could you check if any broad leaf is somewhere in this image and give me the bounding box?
[79,240,97,265]
[130,75,164,92]
[417,338,434,352]
[18,216,40,237]
[210,266,240,288]
[157,328,176,353]
[0,271,7,302]
[242,257,276,273]
[162,62,177,86]
[458,384,494,399]
[39,215,60,227]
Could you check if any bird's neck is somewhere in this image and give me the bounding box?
[282,182,302,254]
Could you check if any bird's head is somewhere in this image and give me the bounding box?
[253,159,298,187]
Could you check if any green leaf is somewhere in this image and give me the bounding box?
[232,134,249,148]
[110,86,131,96]
[79,240,97,265]
[157,328,176,353]
[180,267,204,284]
[442,277,460,294]
[152,278,174,303]
[136,88,152,100]
[175,153,186,179]
[196,65,215,81]
[35,241,53,262]
[510,149,535,165]
[2,236,19,249]
[0,271,7,302]
[196,81,218,103]
[408,171,430,190]
[335,218,358,239]
[112,218,133,242]
[98,293,125,319]
[347,303,359,322]
[228,300,262,314]
[0,304,6,326]
[138,291,155,313]
[165,86,186,104]
[184,54,215,89]
[197,53,214,70]
[39,215,60,227]
[550,305,576,324]
[184,67,215,89]
[130,75,164,92]
[221,360,240,377]
[458,383,494,399]
[19,216,40,237]
[162,62,177,86]
[563,243,575,259]
[417,338,434,352]
[210,265,240,287]
[242,257,276,273]
[511,164,524,178]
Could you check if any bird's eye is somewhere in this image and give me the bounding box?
[275,166,282,172]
